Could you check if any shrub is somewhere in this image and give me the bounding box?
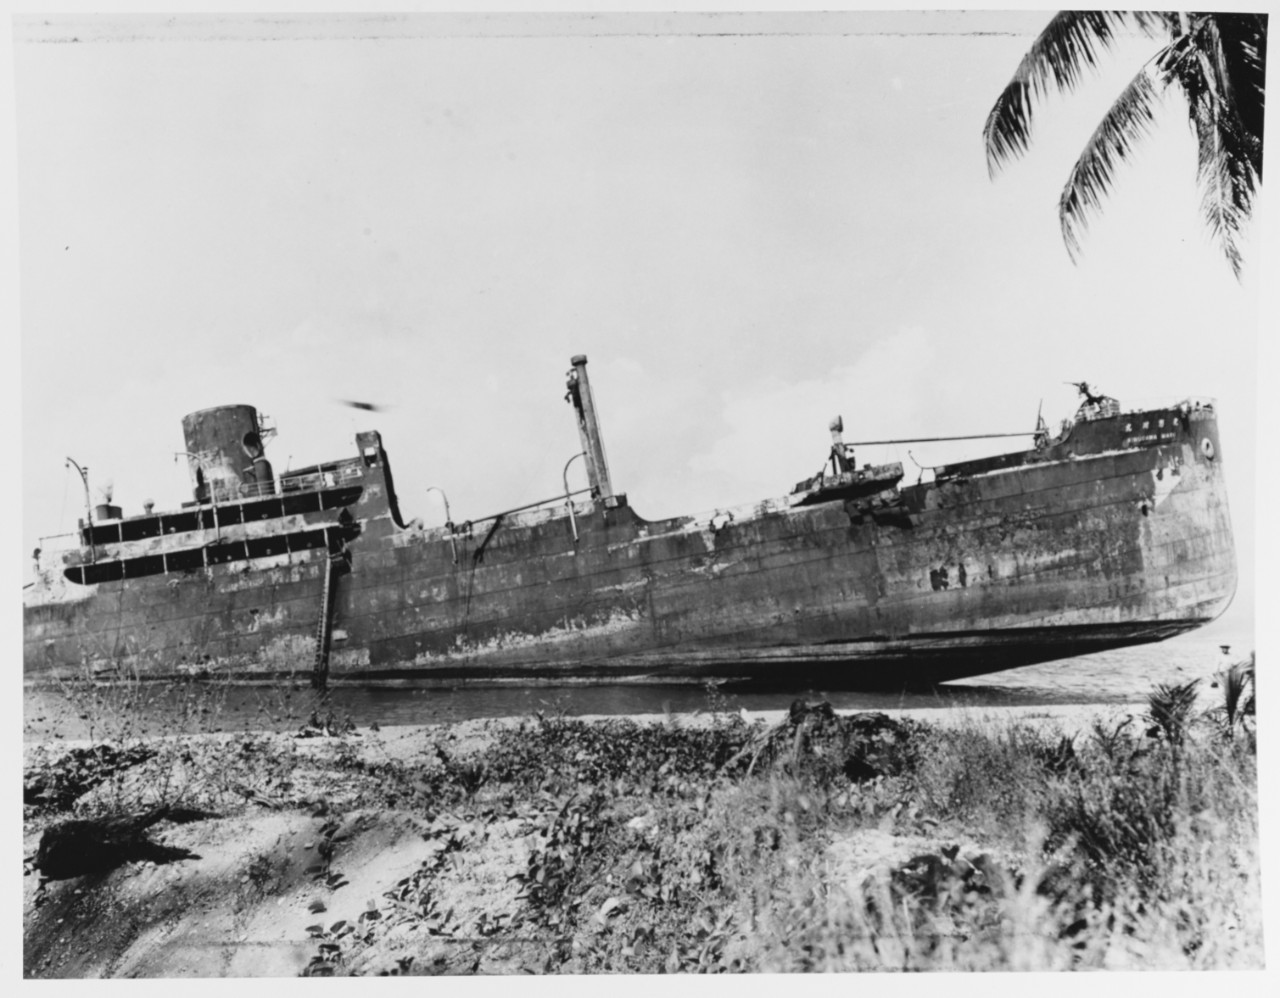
[478,714,754,795]
[1144,679,1201,746]
[1207,654,1256,744]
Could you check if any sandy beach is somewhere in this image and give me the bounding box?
[23,697,1259,976]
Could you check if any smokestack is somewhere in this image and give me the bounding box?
[566,355,614,502]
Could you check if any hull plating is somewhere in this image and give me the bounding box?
[24,405,1236,688]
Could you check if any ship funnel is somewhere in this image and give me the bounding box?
[181,404,276,503]
[565,355,614,502]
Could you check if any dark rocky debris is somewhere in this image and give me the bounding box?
[24,744,158,814]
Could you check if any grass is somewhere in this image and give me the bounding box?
[736,718,1261,971]
[23,669,1263,974]
[306,702,1261,972]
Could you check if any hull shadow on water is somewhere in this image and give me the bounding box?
[23,634,1239,742]
[21,667,1163,745]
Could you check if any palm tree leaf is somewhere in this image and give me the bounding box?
[987,11,1265,277]
[1130,12,1182,36]
[1191,105,1254,277]
[1145,678,1200,745]
[1057,63,1163,259]
[1175,20,1262,192]
[984,10,1154,176]
[1199,12,1267,178]
[1159,21,1262,277]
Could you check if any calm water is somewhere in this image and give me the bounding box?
[23,629,1249,743]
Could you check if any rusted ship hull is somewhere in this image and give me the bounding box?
[24,362,1235,688]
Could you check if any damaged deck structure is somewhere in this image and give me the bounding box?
[24,357,1236,687]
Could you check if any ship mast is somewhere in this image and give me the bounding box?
[65,457,95,563]
[565,355,614,502]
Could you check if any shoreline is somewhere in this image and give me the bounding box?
[23,699,1148,760]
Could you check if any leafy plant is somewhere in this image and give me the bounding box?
[1087,715,1135,762]
[479,714,753,796]
[513,792,609,918]
[24,743,157,815]
[1207,654,1256,742]
[1145,679,1200,746]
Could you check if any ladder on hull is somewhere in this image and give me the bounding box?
[311,552,342,690]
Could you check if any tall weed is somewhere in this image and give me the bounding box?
[909,719,1060,843]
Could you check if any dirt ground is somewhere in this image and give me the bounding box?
[22,704,1143,978]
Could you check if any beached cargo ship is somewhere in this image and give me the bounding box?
[23,356,1236,687]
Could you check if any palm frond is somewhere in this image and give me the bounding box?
[1145,678,1200,746]
[1193,107,1254,277]
[1159,21,1262,278]
[1058,63,1163,260]
[1207,653,1256,740]
[1131,11,1183,36]
[987,11,1265,277]
[1221,659,1256,723]
[1189,12,1266,178]
[984,10,1140,176]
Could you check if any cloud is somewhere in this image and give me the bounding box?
[684,326,936,509]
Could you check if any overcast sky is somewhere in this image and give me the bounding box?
[14,9,1262,639]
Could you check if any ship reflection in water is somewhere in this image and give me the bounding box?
[24,635,1241,743]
